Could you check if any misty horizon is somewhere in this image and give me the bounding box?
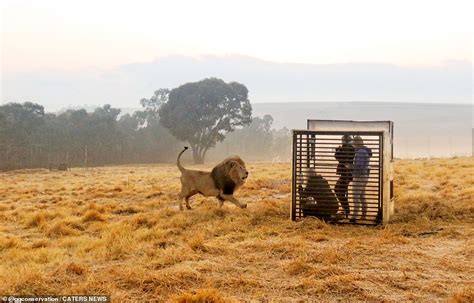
[2,55,472,112]
[46,101,471,159]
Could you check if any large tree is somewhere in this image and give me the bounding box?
[157,78,252,164]
[140,88,170,122]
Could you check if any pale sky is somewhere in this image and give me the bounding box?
[1,0,472,73]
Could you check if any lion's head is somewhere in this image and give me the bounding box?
[226,159,249,184]
[211,156,248,194]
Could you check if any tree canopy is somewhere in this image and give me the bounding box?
[0,102,180,170]
[0,85,292,171]
[156,78,252,163]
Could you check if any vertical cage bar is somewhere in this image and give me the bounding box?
[291,131,297,221]
[308,134,311,166]
[298,133,302,175]
[378,133,384,224]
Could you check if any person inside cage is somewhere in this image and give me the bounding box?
[334,134,355,218]
[351,135,372,221]
[298,168,339,221]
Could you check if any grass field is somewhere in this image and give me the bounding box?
[0,157,473,302]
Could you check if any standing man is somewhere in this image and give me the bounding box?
[352,135,372,221]
[334,135,355,218]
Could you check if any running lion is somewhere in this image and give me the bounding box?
[176,146,249,211]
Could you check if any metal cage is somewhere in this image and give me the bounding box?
[291,121,394,225]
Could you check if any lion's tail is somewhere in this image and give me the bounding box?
[177,146,189,173]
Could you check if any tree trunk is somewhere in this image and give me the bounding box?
[202,147,209,163]
[191,145,204,164]
[84,145,88,170]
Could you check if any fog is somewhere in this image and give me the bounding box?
[2,55,472,166]
[119,101,472,160]
[251,102,473,159]
[3,56,471,111]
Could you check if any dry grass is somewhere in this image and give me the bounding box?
[0,158,473,302]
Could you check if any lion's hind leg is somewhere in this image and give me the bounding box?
[177,194,184,211]
[185,191,198,210]
[178,185,192,211]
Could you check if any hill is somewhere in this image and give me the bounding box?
[4,55,471,110]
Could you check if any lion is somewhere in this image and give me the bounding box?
[176,146,248,211]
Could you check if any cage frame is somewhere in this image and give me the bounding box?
[291,120,394,225]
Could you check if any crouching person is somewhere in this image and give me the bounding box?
[299,169,339,221]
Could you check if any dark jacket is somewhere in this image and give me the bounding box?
[299,174,339,218]
[335,143,355,178]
